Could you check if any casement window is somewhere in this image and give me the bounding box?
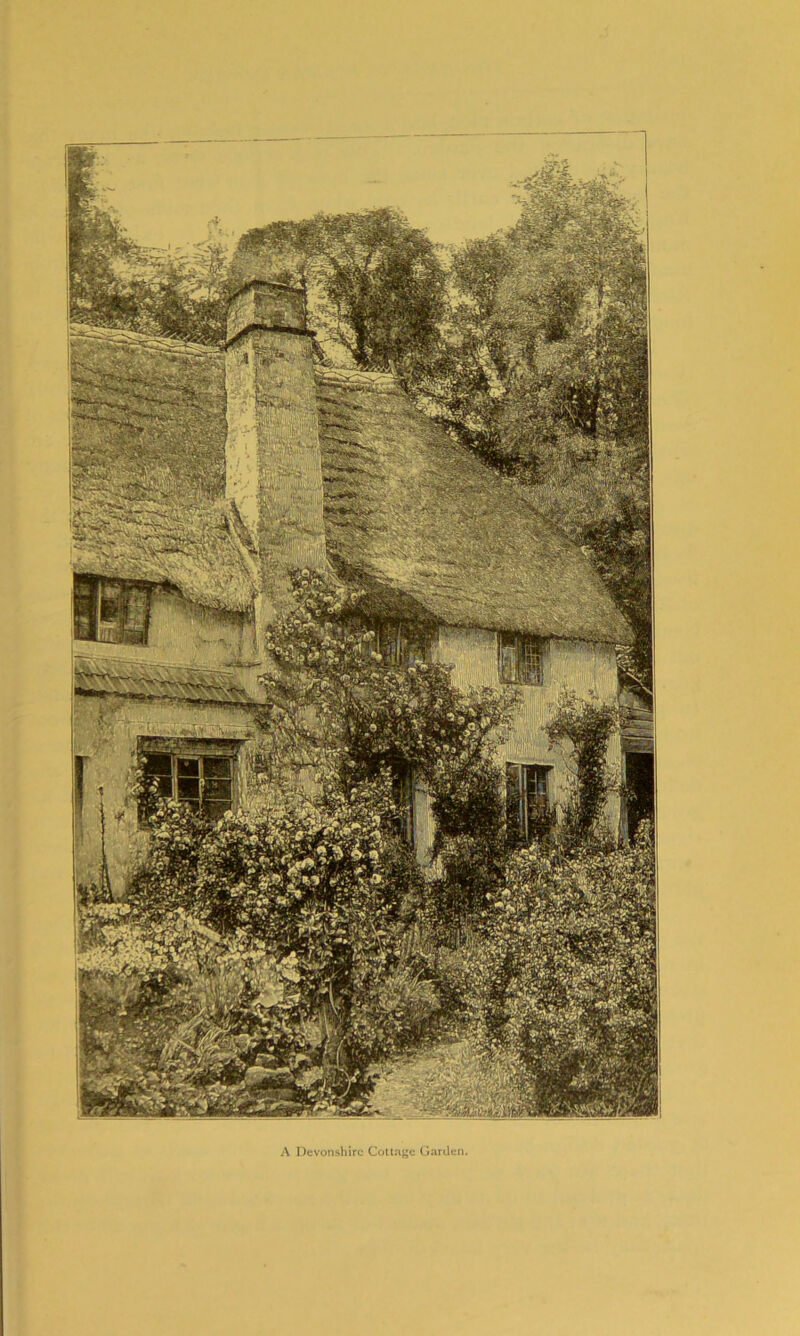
[139,740,238,824]
[390,764,415,846]
[497,631,546,685]
[74,575,151,645]
[374,620,431,667]
[506,762,552,845]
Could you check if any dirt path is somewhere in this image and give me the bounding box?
[366,1036,468,1118]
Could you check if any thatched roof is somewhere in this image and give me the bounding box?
[70,325,630,644]
[70,326,253,612]
[315,366,631,643]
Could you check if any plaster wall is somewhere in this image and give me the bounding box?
[74,589,258,672]
[410,627,622,861]
[73,693,259,897]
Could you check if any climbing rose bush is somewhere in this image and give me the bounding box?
[545,688,620,846]
[261,568,517,793]
[261,568,516,936]
[130,570,519,1089]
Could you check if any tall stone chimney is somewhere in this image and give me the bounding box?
[224,276,327,620]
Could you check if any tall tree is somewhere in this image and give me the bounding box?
[418,158,652,681]
[68,145,138,326]
[135,220,233,344]
[230,208,447,387]
[68,147,232,343]
[427,156,648,471]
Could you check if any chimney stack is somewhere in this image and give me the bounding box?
[224,275,327,621]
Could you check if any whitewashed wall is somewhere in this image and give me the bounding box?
[73,694,259,897]
[73,607,624,887]
[74,590,258,674]
[412,626,622,861]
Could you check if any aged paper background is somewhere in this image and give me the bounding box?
[3,1,799,1332]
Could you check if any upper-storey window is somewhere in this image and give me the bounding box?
[373,620,431,667]
[73,575,150,645]
[498,631,546,685]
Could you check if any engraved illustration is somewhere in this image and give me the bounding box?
[70,136,656,1118]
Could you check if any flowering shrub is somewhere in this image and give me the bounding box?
[124,570,520,1094]
[78,897,208,995]
[262,569,517,794]
[262,569,515,941]
[78,897,317,1115]
[471,825,657,1115]
[133,774,406,1089]
[349,964,441,1058]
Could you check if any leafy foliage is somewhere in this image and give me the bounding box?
[132,777,398,1090]
[420,155,652,679]
[428,156,648,466]
[68,146,232,343]
[546,689,620,846]
[527,440,652,683]
[262,569,515,936]
[230,208,447,387]
[68,146,138,328]
[77,890,314,1116]
[470,828,657,1115]
[261,569,516,795]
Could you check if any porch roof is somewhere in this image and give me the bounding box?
[74,654,257,706]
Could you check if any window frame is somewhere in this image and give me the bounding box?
[506,761,552,845]
[73,755,85,834]
[390,763,416,846]
[73,575,151,646]
[497,631,546,685]
[138,738,239,826]
[373,619,432,668]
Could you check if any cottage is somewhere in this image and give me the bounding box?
[71,269,633,895]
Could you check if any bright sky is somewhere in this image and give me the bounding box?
[93,133,647,253]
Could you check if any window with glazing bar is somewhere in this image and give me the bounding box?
[390,764,415,846]
[374,620,431,667]
[506,762,552,845]
[497,631,545,684]
[138,740,237,824]
[74,575,151,645]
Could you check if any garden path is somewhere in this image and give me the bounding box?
[366,1037,468,1118]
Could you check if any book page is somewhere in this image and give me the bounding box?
[3,2,798,1332]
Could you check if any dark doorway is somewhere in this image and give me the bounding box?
[625,752,654,839]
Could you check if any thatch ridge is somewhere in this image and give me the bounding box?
[70,322,223,359]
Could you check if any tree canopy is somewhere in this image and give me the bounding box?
[68,146,232,344]
[230,208,448,388]
[425,156,648,470]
